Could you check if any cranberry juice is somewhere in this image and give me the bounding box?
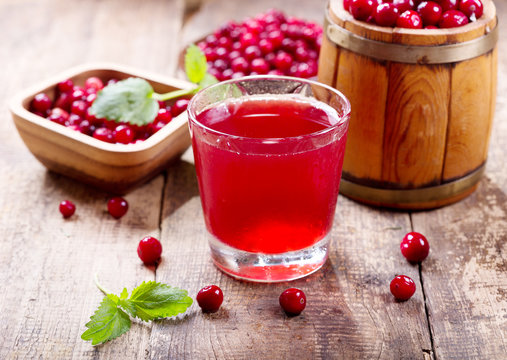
[191,95,348,254]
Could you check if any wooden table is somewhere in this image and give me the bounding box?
[0,0,505,359]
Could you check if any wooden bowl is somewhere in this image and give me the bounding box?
[10,63,194,194]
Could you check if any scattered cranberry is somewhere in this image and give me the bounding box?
[57,79,74,94]
[279,288,306,316]
[171,99,190,117]
[107,196,129,219]
[390,275,416,301]
[196,285,224,313]
[93,127,114,143]
[59,200,76,218]
[400,232,430,262]
[137,236,163,265]
[439,0,458,12]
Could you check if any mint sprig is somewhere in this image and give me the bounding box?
[81,275,193,346]
[90,44,218,126]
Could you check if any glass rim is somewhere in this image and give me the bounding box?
[187,75,351,142]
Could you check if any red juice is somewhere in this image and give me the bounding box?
[191,95,348,254]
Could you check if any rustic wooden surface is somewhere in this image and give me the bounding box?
[0,0,505,359]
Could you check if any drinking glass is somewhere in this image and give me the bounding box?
[187,76,350,282]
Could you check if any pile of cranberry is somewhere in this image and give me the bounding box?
[344,0,484,29]
[197,9,322,80]
[29,77,189,144]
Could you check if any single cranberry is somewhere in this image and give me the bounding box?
[267,30,284,48]
[273,51,293,71]
[86,93,97,105]
[281,38,297,53]
[228,50,242,62]
[70,100,89,117]
[396,10,423,28]
[390,275,416,301]
[222,68,234,80]
[213,59,228,72]
[279,288,306,316]
[78,119,92,135]
[114,124,134,144]
[250,58,270,74]
[350,0,375,19]
[231,57,250,73]
[214,47,228,60]
[417,1,442,25]
[155,108,173,124]
[217,36,233,49]
[393,0,415,13]
[439,0,458,12]
[259,38,275,55]
[54,92,72,111]
[107,197,129,219]
[243,45,262,61]
[48,108,70,125]
[239,32,259,48]
[171,99,190,117]
[93,127,115,143]
[70,88,86,103]
[204,48,218,62]
[137,236,163,265]
[85,76,104,91]
[31,93,52,114]
[439,9,469,27]
[294,47,310,62]
[268,69,285,76]
[59,200,76,218]
[459,0,483,20]
[196,285,223,313]
[375,3,400,26]
[232,71,246,78]
[400,232,430,262]
[67,113,82,126]
[205,34,218,47]
[57,79,74,94]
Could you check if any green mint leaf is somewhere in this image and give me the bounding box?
[90,77,159,126]
[81,296,131,346]
[120,288,129,300]
[199,73,219,89]
[122,281,193,322]
[185,44,208,84]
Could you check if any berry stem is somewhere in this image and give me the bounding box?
[152,87,198,102]
[94,273,111,295]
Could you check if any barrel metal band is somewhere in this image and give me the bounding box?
[340,163,485,205]
[324,12,498,64]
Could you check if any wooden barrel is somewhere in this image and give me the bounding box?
[318,0,498,209]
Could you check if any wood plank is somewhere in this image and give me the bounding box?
[411,178,507,359]
[151,159,432,359]
[0,0,184,358]
[382,63,450,188]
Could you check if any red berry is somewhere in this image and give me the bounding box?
[396,10,423,28]
[439,9,469,28]
[417,1,442,26]
[171,99,190,117]
[107,197,129,219]
[93,127,114,143]
[54,92,72,112]
[57,79,74,94]
[400,232,430,262]
[59,200,76,218]
[250,58,270,74]
[243,45,262,61]
[196,285,224,313]
[231,57,250,73]
[85,76,104,91]
[350,0,376,21]
[459,0,483,20]
[70,100,89,117]
[48,108,70,126]
[137,236,162,265]
[155,108,173,124]
[390,275,416,301]
[279,288,306,315]
[375,3,400,27]
[439,0,458,12]
[70,88,86,103]
[393,0,415,13]
[273,51,293,71]
[114,124,134,144]
[31,93,53,114]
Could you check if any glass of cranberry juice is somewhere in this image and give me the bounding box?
[188,76,350,282]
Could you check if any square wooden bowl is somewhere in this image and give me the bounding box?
[10,63,194,194]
